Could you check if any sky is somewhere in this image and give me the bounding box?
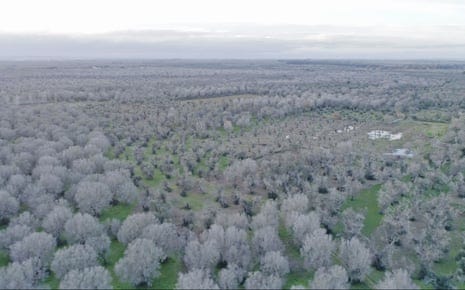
[1,0,465,59]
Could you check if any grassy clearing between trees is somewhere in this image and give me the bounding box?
[342,184,383,236]
[0,250,9,267]
[151,256,183,289]
[107,240,133,289]
[100,203,135,222]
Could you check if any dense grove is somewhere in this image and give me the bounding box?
[1,60,465,289]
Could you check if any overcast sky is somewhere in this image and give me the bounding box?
[1,0,465,59]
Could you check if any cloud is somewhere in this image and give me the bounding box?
[1,25,465,60]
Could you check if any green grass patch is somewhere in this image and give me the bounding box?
[217,155,230,171]
[100,203,134,222]
[178,192,212,211]
[45,272,60,289]
[284,270,313,289]
[342,184,383,236]
[151,256,182,289]
[106,240,134,289]
[433,230,463,276]
[0,250,9,267]
[414,279,435,289]
[105,147,115,159]
[278,222,301,260]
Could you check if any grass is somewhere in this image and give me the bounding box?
[178,192,212,211]
[278,222,301,260]
[0,250,9,267]
[45,273,60,289]
[106,240,134,289]
[433,218,465,276]
[100,203,134,222]
[284,270,313,289]
[218,155,230,171]
[342,184,383,236]
[151,256,182,289]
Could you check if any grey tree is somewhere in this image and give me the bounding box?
[0,190,19,222]
[176,269,219,289]
[38,173,64,196]
[339,237,372,283]
[291,212,321,245]
[0,224,32,250]
[184,238,220,271]
[64,213,105,245]
[260,251,290,277]
[59,266,112,289]
[42,205,73,238]
[251,200,279,231]
[300,228,335,270]
[103,170,138,204]
[244,271,283,290]
[223,226,251,269]
[375,269,419,289]
[117,212,158,244]
[218,264,246,289]
[341,208,365,238]
[0,258,46,289]
[141,222,183,258]
[252,226,284,256]
[310,265,350,290]
[63,213,109,256]
[51,244,99,279]
[115,238,164,287]
[281,194,309,221]
[74,181,113,216]
[10,232,56,264]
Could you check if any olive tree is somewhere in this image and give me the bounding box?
[117,212,158,244]
[176,269,219,289]
[63,213,110,256]
[0,224,32,250]
[260,251,290,277]
[300,228,336,270]
[10,232,56,264]
[141,222,183,258]
[184,239,220,271]
[74,181,113,216]
[310,265,350,290]
[218,264,246,289]
[0,258,46,289]
[252,226,284,256]
[42,205,73,238]
[0,190,19,222]
[375,269,419,289]
[60,266,112,289]
[339,237,372,283]
[115,238,164,287]
[244,271,283,290]
[51,244,99,279]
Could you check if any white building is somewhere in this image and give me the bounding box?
[368,130,402,141]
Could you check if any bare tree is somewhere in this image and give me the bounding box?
[310,265,350,290]
[244,271,283,290]
[117,212,158,244]
[10,232,56,264]
[51,244,99,279]
[74,181,113,216]
[300,228,335,270]
[375,269,419,289]
[176,269,219,289]
[115,238,164,287]
[339,237,372,283]
[260,251,290,277]
[60,266,112,289]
